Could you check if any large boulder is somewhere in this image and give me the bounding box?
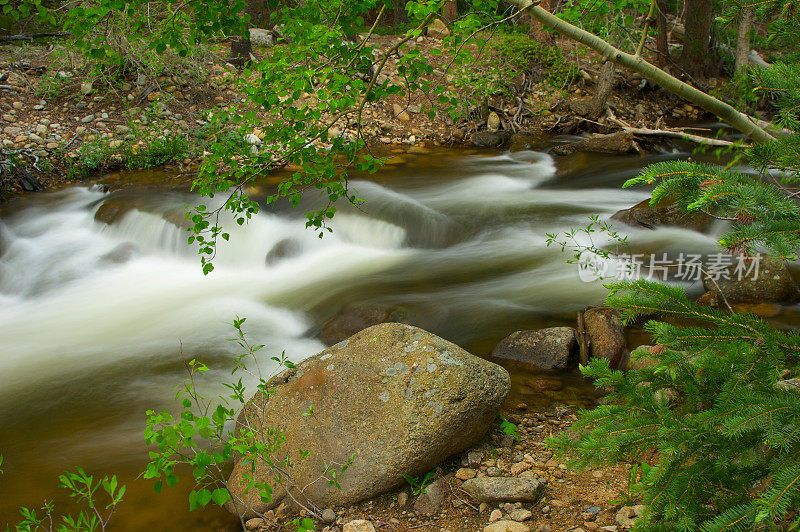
[610,198,712,232]
[227,323,510,516]
[490,328,577,371]
[319,304,392,345]
[584,307,627,370]
[702,257,800,304]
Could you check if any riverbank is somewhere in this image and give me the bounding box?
[1,29,708,197]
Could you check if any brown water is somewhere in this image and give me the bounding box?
[0,144,770,529]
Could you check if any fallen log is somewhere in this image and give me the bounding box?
[0,32,70,43]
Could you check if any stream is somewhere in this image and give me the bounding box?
[0,143,737,529]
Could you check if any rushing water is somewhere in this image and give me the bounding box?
[0,145,728,529]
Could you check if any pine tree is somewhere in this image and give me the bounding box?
[548,62,800,530]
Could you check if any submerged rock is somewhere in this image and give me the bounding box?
[265,238,302,265]
[491,328,577,371]
[319,304,392,345]
[227,323,510,517]
[702,257,800,304]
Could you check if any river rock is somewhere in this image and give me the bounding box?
[470,131,508,148]
[491,328,577,371]
[319,303,392,345]
[584,307,627,370]
[98,242,139,264]
[550,131,634,156]
[226,323,510,517]
[701,257,800,304]
[462,477,544,503]
[427,18,450,38]
[610,198,712,232]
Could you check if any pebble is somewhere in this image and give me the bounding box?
[455,468,477,480]
[81,114,95,123]
[321,508,337,523]
[489,509,502,522]
[468,451,484,468]
[397,491,408,506]
[12,101,23,110]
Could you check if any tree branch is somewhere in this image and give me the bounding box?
[508,0,775,143]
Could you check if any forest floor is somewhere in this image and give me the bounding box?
[0,29,712,196]
[256,401,644,532]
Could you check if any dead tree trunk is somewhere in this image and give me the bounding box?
[443,0,458,22]
[528,0,555,44]
[681,0,716,78]
[655,0,669,65]
[734,5,754,74]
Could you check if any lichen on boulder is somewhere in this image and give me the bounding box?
[226,323,510,517]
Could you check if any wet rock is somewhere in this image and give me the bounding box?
[525,375,564,392]
[584,307,627,370]
[427,18,450,38]
[470,131,508,149]
[484,520,530,532]
[265,238,302,265]
[343,520,375,532]
[701,257,800,304]
[610,198,712,232]
[491,328,577,371]
[462,477,544,503]
[624,345,659,372]
[550,131,634,156]
[319,304,392,345]
[98,242,139,264]
[227,323,510,517]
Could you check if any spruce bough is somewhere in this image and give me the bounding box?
[548,63,800,531]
